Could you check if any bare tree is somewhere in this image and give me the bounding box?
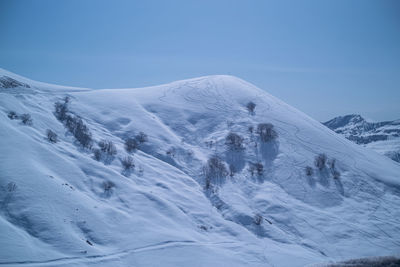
[54,97,69,121]
[254,214,263,225]
[249,162,264,176]
[305,166,313,176]
[314,154,327,170]
[72,117,92,148]
[98,140,117,156]
[166,147,176,157]
[246,101,256,115]
[256,123,277,142]
[203,156,228,185]
[333,170,341,179]
[7,111,18,120]
[102,181,115,195]
[135,132,148,144]
[20,113,33,125]
[125,138,138,153]
[225,132,244,151]
[93,148,102,161]
[121,156,135,171]
[46,129,58,143]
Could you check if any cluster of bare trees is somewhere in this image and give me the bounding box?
[203,120,279,188]
[93,139,117,162]
[7,111,33,125]
[248,162,264,176]
[305,153,340,179]
[52,96,148,176]
[203,156,228,189]
[225,132,244,151]
[256,123,278,143]
[125,132,148,153]
[54,97,93,148]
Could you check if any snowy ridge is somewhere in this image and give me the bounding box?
[1,69,400,266]
[324,114,400,162]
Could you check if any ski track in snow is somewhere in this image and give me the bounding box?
[158,77,400,253]
[0,240,241,266]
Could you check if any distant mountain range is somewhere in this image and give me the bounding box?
[323,114,400,163]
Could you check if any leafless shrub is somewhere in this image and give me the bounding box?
[314,153,327,170]
[225,132,244,151]
[7,111,18,120]
[0,76,30,88]
[62,114,93,148]
[254,214,263,225]
[305,166,313,176]
[98,140,117,156]
[53,98,92,148]
[229,164,236,177]
[327,158,341,179]
[166,147,176,157]
[121,156,135,171]
[54,97,69,121]
[125,138,138,153]
[249,162,264,176]
[248,125,254,134]
[333,170,341,179]
[46,129,58,143]
[71,117,92,148]
[102,181,115,194]
[328,158,336,170]
[20,113,33,125]
[327,256,400,267]
[256,123,277,142]
[135,132,148,144]
[246,101,256,115]
[203,156,228,187]
[205,140,213,148]
[7,182,17,192]
[93,148,102,161]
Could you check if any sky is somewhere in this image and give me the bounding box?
[1,0,399,122]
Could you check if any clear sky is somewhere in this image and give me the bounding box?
[1,0,399,122]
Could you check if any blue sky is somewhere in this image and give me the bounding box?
[1,0,399,121]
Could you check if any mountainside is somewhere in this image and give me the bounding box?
[323,114,400,163]
[1,69,400,267]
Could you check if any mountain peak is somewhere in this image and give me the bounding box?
[323,114,365,129]
[324,114,400,162]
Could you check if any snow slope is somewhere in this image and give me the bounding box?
[323,114,400,163]
[1,69,400,266]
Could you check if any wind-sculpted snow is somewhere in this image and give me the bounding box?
[0,69,399,266]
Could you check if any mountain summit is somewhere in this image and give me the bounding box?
[324,115,400,162]
[1,69,400,266]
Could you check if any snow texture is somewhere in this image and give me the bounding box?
[1,68,400,266]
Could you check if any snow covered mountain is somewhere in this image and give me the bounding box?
[323,115,400,163]
[1,69,400,267]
